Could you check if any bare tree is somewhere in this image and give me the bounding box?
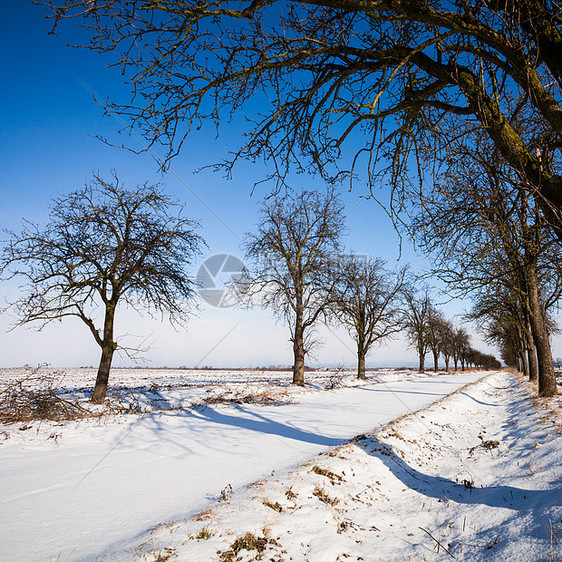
[465,347,502,370]
[401,284,432,373]
[469,284,538,381]
[451,327,470,372]
[44,1,562,237]
[0,173,203,403]
[241,189,345,386]
[426,306,446,372]
[438,318,456,372]
[409,129,560,395]
[332,255,405,379]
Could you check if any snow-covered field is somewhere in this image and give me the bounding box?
[0,367,423,413]
[1,368,560,561]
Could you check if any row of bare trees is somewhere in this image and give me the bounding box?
[404,126,561,397]
[40,0,562,398]
[401,286,500,373]
[1,178,496,403]
[7,1,560,398]
[240,188,498,385]
[240,188,407,384]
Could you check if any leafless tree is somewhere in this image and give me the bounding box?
[332,255,405,379]
[401,283,432,373]
[438,318,456,372]
[464,347,502,370]
[409,126,560,396]
[451,327,471,372]
[426,306,446,372]
[241,188,345,385]
[43,1,562,237]
[0,173,203,403]
[469,283,538,381]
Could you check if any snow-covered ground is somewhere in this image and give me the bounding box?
[0,368,491,561]
[135,371,562,562]
[0,367,424,413]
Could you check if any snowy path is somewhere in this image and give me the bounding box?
[0,372,486,561]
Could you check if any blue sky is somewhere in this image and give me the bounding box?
[0,3,498,369]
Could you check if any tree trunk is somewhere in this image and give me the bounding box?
[92,304,117,404]
[292,303,305,386]
[444,355,450,372]
[92,342,116,404]
[525,326,538,383]
[418,349,425,373]
[453,357,458,371]
[527,267,557,396]
[357,348,366,380]
[433,350,439,372]
[520,347,529,379]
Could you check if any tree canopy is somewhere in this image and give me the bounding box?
[44,1,562,234]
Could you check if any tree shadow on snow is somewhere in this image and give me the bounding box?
[189,404,344,447]
[355,437,559,511]
[354,387,445,398]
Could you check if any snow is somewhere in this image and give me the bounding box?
[135,371,562,562]
[0,368,490,561]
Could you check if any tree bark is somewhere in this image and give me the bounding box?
[444,355,450,372]
[522,306,538,383]
[527,267,557,396]
[92,342,116,404]
[92,303,117,404]
[357,348,366,380]
[527,337,538,383]
[292,302,305,386]
[432,351,439,372]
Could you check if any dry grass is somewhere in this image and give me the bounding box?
[201,388,292,407]
[312,485,339,506]
[194,526,214,540]
[0,371,91,423]
[145,547,177,561]
[192,508,215,521]
[549,519,562,561]
[219,532,272,561]
[311,465,344,483]
[285,487,297,500]
[263,500,283,512]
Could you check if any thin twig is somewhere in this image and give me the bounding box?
[419,527,456,559]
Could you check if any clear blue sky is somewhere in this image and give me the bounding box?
[0,2,503,369]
